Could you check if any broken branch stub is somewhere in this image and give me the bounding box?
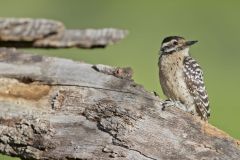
[0,18,128,48]
[0,48,239,160]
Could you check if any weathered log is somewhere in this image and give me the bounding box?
[0,48,239,160]
[0,18,128,48]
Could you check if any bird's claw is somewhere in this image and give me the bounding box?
[162,99,175,111]
[162,99,188,112]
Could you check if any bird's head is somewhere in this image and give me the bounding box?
[160,36,198,55]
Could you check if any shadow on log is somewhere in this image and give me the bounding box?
[0,48,239,160]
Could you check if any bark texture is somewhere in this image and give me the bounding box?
[0,48,239,160]
[0,18,128,48]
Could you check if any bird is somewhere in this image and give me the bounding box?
[158,36,210,120]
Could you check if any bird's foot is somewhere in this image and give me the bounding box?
[162,99,175,110]
[162,99,188,112]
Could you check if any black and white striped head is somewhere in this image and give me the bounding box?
[160,36,198,55]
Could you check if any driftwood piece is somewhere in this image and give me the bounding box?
[0,48,239,160]
[0,18,128,48]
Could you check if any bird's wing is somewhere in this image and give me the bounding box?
[183,56,210,120]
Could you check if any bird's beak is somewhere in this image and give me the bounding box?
[185,40,198,46]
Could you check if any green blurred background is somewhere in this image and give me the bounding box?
[0,0,240,159]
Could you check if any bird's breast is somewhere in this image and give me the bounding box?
[159,54,188,101]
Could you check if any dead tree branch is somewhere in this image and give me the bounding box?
[0,48,239,160]
[0,18,128,48]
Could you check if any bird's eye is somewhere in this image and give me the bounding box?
[173,41,178,45]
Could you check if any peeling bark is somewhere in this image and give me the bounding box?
[0,48,239,160]
[0,18,128,48]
